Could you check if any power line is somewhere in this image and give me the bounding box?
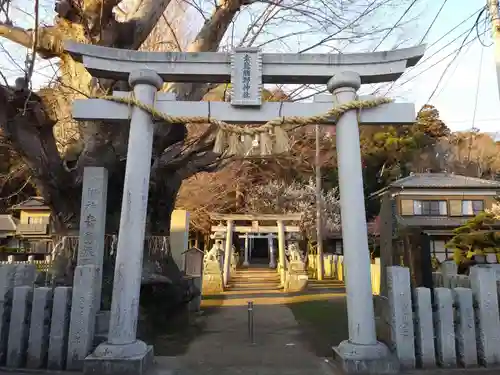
[392,28,487,90]
[446,118,500,123]
[373,0,420,51]
[426,15,480,103]
[419,0,450,44]
[423,6,485,50]
[433,38,474,100]
[383,7,486,95]
[471,46,484,130]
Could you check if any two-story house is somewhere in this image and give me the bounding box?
[9,197,52,253]
[371,173,500,264]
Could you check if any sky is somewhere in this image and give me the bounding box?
[2,0,500,135]
[389,0,500,135]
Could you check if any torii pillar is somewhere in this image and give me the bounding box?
[329,72,398,373]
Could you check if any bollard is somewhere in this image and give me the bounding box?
[247,301,254,344]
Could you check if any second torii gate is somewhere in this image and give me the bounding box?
[68,41,424,375]
[209,213,302,285]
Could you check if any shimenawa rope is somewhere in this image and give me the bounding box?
[98,94,393,156]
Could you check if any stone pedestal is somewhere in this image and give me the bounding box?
[84,344,154,375]
[284,261,308,292]
[333,341,399,375]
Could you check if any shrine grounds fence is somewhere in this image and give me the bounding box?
[310,253,500,370]
[374,265,500,370]
[0,235,171,372]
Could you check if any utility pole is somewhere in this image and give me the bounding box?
[315,124,324,280]
[487,0,500,98]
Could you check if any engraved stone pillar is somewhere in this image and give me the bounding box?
[77,166,108,311]
[86,70,162,374]
[470,266,500,366]
[452,288,477,367]
[386,267,415,369]
[6,286,32,368]
[0,265,17,364]
[67,265,99,370]
[414,287,436,368]
[331,72,398,374]
[48,286,72,370]
[27,287,53,369]
[434,288,456,367]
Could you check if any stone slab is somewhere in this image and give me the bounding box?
[26,287,53,369]
[83,345,154,375]
[386,267,415,369]
[6,286,32,368]
[433,288,457,368]
[48,286,72,370]
[0,265,17,364]
[452,288,478,367]
[413,287,435,368]
[67,265,99,371]
[13,264,36,287]
[470,266,500,366]
[65,41,425,84]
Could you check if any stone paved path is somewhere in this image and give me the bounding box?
[152,303,335,375]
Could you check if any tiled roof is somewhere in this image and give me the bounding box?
[0,215,17,232]
[10,197,50,210]
[389,173,500,189]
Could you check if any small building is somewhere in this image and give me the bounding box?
[9,197,52,253]
[371,173,500,263]
[0,214,19,249]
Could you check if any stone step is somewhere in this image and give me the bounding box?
[229,280,279,288]
[231,275,280,280]
[232,271,278,277]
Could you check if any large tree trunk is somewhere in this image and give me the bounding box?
[0,0,246,234]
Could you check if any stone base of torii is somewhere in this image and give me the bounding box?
[67,41,425,375]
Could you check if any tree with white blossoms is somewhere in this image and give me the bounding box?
[244,178,341,240]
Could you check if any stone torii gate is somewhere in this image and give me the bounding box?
[209,213,302,285]
[67,41,424,375]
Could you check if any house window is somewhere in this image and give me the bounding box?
[413,200,447,216]
[461,200,484,216]
[27,217,43,224]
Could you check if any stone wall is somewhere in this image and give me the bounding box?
[0,264,74,370]
[0,263,111,371]
[377,265,500,370]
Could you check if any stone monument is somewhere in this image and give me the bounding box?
[67,40,424,374]
[284,243,308,292]
[202,242,225,294]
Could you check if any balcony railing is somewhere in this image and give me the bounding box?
[16,223,48,235]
